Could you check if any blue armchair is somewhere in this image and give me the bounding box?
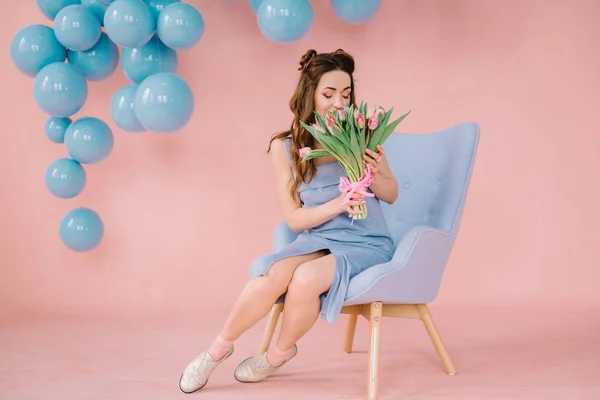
[256,122,480,400]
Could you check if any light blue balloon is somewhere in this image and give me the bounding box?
[157,3,204,50]
[33,62,88,118]
[247,0,262,14]
[45,157,87,199]
[59,207,104,252]
[144,0,180,20]
[257,0,313,45]
[67,33,119,81]
[120,35,178,84]
[81,0,110,26]
[45,116,72,143]
[36,0,80,20]
[134,72,194,133]
[64,117,114,164]
[330,0,381,25]
[53,5,102,51]
[104,0,156,48]
[10,24,67,77]
[111,84,146,132]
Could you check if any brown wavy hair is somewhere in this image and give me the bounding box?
[267,48,356,201]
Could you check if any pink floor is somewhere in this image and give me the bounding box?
[1,302,599,399]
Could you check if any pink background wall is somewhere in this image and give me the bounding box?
[1,0,598,319]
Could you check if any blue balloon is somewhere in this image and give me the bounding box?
[156,3,204,50]
[67,32,119,81]
[120,35,178,84]
[247,0,262,13]
[36,0,80,20]
[45,157,87,199]
[64,117,114,164]
[45,116,72,143]
[53,5,102,51]
[111,84,146,132]
[144,0,180,20]
[59,207,104,252]
[134,72,194,133]
[33,62,88,118]
[104,0,156,48]
[10,24,67,77]
[257,0,313,45]
[81,0,110,26]
[330,0,381,25]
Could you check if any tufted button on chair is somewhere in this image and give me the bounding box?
[257,122,480,400]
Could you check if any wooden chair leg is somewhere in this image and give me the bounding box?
[367,302,383,400]
[416,304,456,375]
[256,303,283,355]
[343,313,358,353]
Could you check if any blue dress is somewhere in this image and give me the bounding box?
[249,137,395,324]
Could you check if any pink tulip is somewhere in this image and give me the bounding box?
[326,112,339,128]
[335,106,346,121]
[368,113,379,130]
[312,122,324,132]
[298,147,311,158]
[325,118,335,134]
[367,107,375,119]
[355,111,365,129]
[367,105,385,119]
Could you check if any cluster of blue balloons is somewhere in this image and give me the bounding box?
[10,0,204,252]
[245,0,381,45]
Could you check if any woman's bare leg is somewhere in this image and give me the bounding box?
[207,251,328,359]
[179,251,329,393]
[267,254,336,366]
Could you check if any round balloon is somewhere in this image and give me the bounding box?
[45,116,72,143]
[36,0,80,20]
[53,4,102,51]
[111,84,146,132]
[120,35,178,84]
[104,0,156,48]
[64,117,114,164]
[67,32,119,81]
[134,72,194,133]
[257,0,313,45]
[144,0,180,20]
[45,157,87,199]
[10,24,67,77]
[156,2,204,49]
[59,207,104,252]
[81,0,110,26]
[33,62,88,118]
[330,0,381,25]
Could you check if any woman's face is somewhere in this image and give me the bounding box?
[313,70,352,116]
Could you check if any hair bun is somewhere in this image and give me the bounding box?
[298,49,317,71]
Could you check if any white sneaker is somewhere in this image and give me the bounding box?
[178,347,234,393]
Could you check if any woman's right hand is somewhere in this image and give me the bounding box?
[334,191,366,216]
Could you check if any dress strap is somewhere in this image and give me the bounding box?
[283,136,296,177]
[284,136,292,162]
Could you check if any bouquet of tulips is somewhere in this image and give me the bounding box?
[299,102,410,220]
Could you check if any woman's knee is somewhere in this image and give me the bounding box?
[287,260,334,298]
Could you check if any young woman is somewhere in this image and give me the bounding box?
[179,48,398,394]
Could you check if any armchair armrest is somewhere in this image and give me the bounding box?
[273,221,299,252]
[344,225,456,305]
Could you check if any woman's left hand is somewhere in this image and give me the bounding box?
[363,145,392,179]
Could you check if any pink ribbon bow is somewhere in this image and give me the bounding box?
[339,164,375,204]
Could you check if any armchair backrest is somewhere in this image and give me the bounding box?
[381,122,480,246]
